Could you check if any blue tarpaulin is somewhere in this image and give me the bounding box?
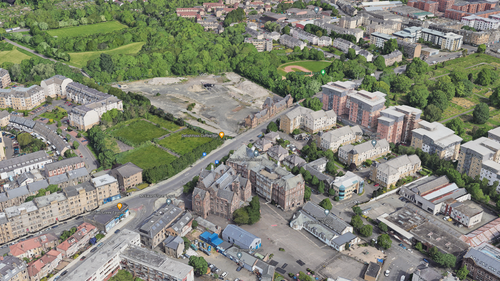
[377,259,384,263]
[200,231,211,242]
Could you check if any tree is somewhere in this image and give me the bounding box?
[383,39,398,55]
[46,96,53,104]
[373,55,386,71]
[318,181,325,193]
[424,104,442,122]
[462,49,468,57]
[377,234,392,249]
[446,118,465,136]
[352,206,362,216]
[378,222,388,232]
[233,208,249,224]
[247,196,261,224]
[347,48,356,60]
[477,44,486,54]
[319,198,332,210]
[392,75,412,93]
[457,265,469,280]
[100,53,114,73]
[351,215,363,229]
[415,242,423,252]
[429,90,449,111]
[73,141,79,150]
[189,256,208,276]
[292,129,300,135]
[328,188,335,196]
[490,86,500,107]
[360,75,377,92]
[407,85,430,108]
[438,253,456,268]
[18,133,33,147]
[304,186,311,201]
[325,161,336,175]
[359,225,373,237]
[473,102,489,124]
[428,246,439,259]
[477,68,492,86]
[267,121,278,132]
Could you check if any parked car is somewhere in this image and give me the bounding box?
[385,270,390,277]
[221,272,228,278]
[423,259,430,263]
[114,229,121,234]
[236,267,242,272]
[80,256,86,261]
[374,183,379,187]
[61,270,68,276]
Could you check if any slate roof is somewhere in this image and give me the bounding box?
[44,157,83,174]
[113,162,143,178]
[0,256,27,281]
[301,202,351,234]
[376,154,420,176]
[63,182,95,198]
[0,151,50,174]
[331,232,357,246]
[463,243,500,278]
[222,224,260,248]
[283,154,306,166]
[139,205,183,239]
[163,235,184,250]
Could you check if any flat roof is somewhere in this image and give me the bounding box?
[410,221,470,255]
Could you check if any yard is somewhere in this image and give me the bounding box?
[111,120,167,146]
[0,46,34,64]
[46,21,128,38]
[40,106,67,121]
[145,114,181,131]
[67,42,145,68]
[116,144,177,169]
[158,129,213,155]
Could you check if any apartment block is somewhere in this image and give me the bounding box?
[408,0,439,14]
[111,162,143,191]
[339,16,358,29]
[370,154,421,187]
[48,167,91,189]
[0,68,11,89]
[366,24,397,36]
[411,121,462,160]
[57,222,97,258]
[280,106,337,134]
[34,193,71,226]
[377,105,422,144]
[338,139,390,167]
[316,125,363,152]
[138,205,183,249]
[462,243,500,281]
[4,202,41,239]
[44,157,85,177]
[480,160,500,190]
[0,213,12,245]
[63,182,98,217]
[279,34,307,50]
[27,250,62,281]
[290,27,319,45]
[314,20,363,41]
[397,40,422,58]
[488,126,500,143]
[457,137,500,178]
[0,256,28,281]
[321,81,386,129]
[9,234,58,260]
[0,187,31,212]
[381,50,403,66]
[332,38,361,53]
[0,111,9,127]
[462,15,500,30]
[91,174,120,205]
[370,32,397,48]
[0,86,45,111]
[393,26,423,43]
[333,171,364,200]
[359,50,374,62]
[421,28,463,51]
[244,38,273,52]
[318,36,332,46]
[40,75,72,98]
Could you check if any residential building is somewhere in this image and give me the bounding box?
[197,17,219,30]
[381,50,403,66]
[333,171,364,200]
[244,38,273,52]
[34,193,71,225]
[321,82,387,129]
[290,27,319,45]
[366,24,397,36]
[0,68,10,89]
[254,138,273,152]
[421,28,463,51]
[370,32,397,48]
[267,145,289,161]
[192,164,251,220]
[442,200,483,228]
[411,121,462,160]
[0,151,52,179]
[222,224,261,249]
[332,38,361,53]
[56,222,97,258]
[457,137,500,178]
[364,262,381,281]
[138,204,183,249]
[40,75,72,98]
[27,250,62,281]
[400,175,470,215]
[290,202,359,251]
[0,111,10,127]
[314,20,363,41]
[488,126,500,143]
[264,132,280,143]
[462,243,500,281]
[358,50,374,62]
[0,86,45,111]
[163,236,185,258]
[280,106,337,134]
[4,202,40,239]
[91,174,120,205]
[83,203,130,234]
[44,158,85,177]
[245,95,293,128]
[47,167,90,189]
[462,15,500,30]
[279,34,307,50]
[316,125,363,152]
[0,256,28,281]
[9,234,58,259]
[111,162,143,191]
[480,160,500,188]
[318,36,332,46]
[283,154,306,168]
[377,105,422,144]
[397,40,422,58]
[339,16,358,29]
[371,154,422,187]
[338,139,390,167]
[63,182,98,217]
[303,158,336,189]
[0,187,31,212]
[167,212,193,237]
[226,145,305,210]
[0,213,12,245]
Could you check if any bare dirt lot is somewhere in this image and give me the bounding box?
[116,73,274,136]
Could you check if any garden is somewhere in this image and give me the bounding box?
[158,129,214,155]
[110,120,168,146]
[115,143,177,169]
[40,106,67,122]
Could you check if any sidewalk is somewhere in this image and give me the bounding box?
[48,209,137,281]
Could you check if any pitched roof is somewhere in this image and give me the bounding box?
[222,224,260,247]
[113,162,143,178]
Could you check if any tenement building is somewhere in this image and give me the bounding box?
[44,157,85,177]
[316,125,363,152]
[0,256,29,281]
[338,139,390,167]
[138,205,183,249]
[457,137,500,178]
[462,243,500,281]
[411,121,462,160]
[245,95,293,128]
[111,162,143,191]
[227,145,305,210]
[370,154,421,187]
[280,106,337,134]
[192,164,251,220]
[377,105,422,144]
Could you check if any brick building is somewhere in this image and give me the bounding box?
[192,164,251,220]
[462,243,500,281]
[9,234,59,260]
[245,95,293,128]
[377,105,422,144]
[408,0,439,14]
[44,158,85,178]
[111,162,143,191]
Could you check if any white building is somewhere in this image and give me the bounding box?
[371,154,421,187]
[290,27,319,45]
[40,75,73,98]
[462,15,500,31]
[280,34,307,50]
[370,32,397,48]
[332,38,361,53]
[317,125,363,152]
[0,151,52,179]
[480,160,500,192]
[318,36,332,46]
[445,200,483,228]
[420,28,463,51]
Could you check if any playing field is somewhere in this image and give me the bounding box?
[46,21,128,38]
[158,129,213,155]
[111,120,167,146]
[68,42,145,68]
[0,46,34,64]
[279,60,331,72]
[116,144,177,169]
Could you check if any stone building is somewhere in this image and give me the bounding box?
[370,154,421,187]
[381,50,403,67]
[0,68,11,89]
[111,162,143,191]
[280,106,337,134]
[138,205,183,249]
[316,125,363,152]
[339,139,391,167]
[245,95,293,128]
[457,137,500,178]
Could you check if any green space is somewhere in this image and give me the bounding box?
[431,54,500,77]
[158,129,213,155]
[68,42,145,68]
[104,136,121,154]
[0,46,34,64]
[116,144,177,169]
[40,106,67,121]
[111,120,167,146]
[278,60,332,73]
[145,114,181,131]
[46,21,128,38]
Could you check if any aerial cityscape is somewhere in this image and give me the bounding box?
[1,0,500,281]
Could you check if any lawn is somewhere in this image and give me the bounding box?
[68,42,145,68]
[278,60,332,73]
[116,144,177,169]
[46,21,128,38]
[431,53,500,77]
[145,115,181,132]
[0,46,34,64]
[40,106,67,121]
[111,120,167,146]
[158,129,213,155]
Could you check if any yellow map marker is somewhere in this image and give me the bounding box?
[117,203,123,210]
[219,132,225,139]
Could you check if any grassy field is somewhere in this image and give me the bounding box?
[431,54,500,77]
[158,129,213,155]
[145,115,181,132]
[111,120,167,146]
[104,136,121,154]
[68,42,145,68]
[0,46,34,64]
[278,60,332,73]
[46,21,128,38]
[116,144,177,169]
